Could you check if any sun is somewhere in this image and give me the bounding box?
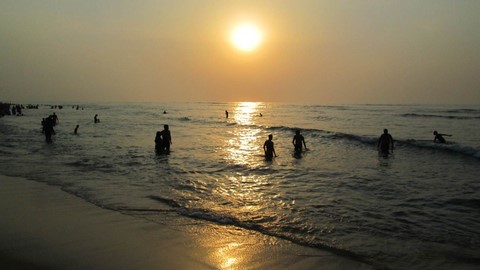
[230,23,263,52]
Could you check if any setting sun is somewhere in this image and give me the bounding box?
[230,23,263,52]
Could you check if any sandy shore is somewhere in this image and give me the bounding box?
[0,175,371,269]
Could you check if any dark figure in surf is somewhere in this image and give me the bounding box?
[163,110,167,114]
[377,129,394,156]
[225,110,229,118]
[160,125,172,154]
[44,118,55,143]
[154,131,164,154]
[263,134,277,161]
[433,131,451,144]
[94,114,100,123]
[52,112,58,125]
[292,130,307,154]
[41,118,46,133]
[74,125,79,135]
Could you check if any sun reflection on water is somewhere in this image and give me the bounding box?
[216,242,241,269]
[225,102,265,167]
[233,102,261,125]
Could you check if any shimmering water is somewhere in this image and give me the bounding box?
[1,102,479,269]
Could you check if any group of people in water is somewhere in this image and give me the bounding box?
[41,113,59,143]
[262,130,308,161]
[154,125,172,154]
[264,128,451,161]
[0,103,26,116]
[35,108,451,160]
[377,129,451,157]
[41,112,102,142]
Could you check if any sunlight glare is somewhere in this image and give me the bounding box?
[230,23,263,52]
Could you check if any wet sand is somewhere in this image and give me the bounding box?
[0,175,371,269]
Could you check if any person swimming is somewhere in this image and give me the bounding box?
[433,131,451,144]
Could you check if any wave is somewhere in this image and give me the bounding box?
[147,195,181,208]
[178,117,191,121]
[401,113,480,120]
[444,198,480,209]
[444,109,480,114]
[144,196,369,265]
[403,139,480,159]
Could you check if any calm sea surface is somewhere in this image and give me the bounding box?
[1,102,479,269]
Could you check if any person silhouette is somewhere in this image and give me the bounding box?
[154,131,164,154]
[160,125,172,154]
[51,112,58,125]
[74,125,79,134]
[94,114,99,123]
[377,129,394,156]
[225,110,229,118]
[44,118,55,142]
[263,134,277,161]
[292,130,307,154]
[433,131,451,144]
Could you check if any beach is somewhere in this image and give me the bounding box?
[0,175,371,269]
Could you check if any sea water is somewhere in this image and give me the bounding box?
[0,102,479,269]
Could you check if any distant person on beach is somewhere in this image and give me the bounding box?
[433,131,451,144]
[225,110,229,118]
[377,129,394,156]
[163,110,167,114]
[292,130,307,154]
[160,125,172,154]
[94,114,100,123]
[154,131,164,154]
[263,134,277,161]
[74,125,79,135]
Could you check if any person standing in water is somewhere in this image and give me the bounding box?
[433,131,451,144]
[154,131,164,154]
[74,125,79,134]
[292,130,307,154]
[263,134,277,161]
[160,125,172,154]
[44,118,55,142]
[225,110,229,118]
[377,129,394,156]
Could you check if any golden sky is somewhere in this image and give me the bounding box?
[1,0,479,104]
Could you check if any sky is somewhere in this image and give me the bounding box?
[1,0,480,104]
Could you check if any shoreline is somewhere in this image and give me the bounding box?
[0,175,371,269]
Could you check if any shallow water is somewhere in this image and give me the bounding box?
[1,102,479,269]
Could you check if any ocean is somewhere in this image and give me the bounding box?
[1,102,479,269]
